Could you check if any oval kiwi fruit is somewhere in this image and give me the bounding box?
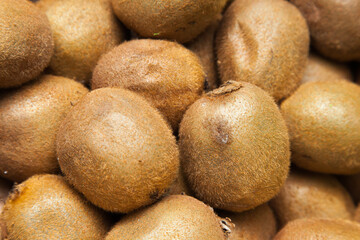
[37,0,125,83]
[274,218,360,240]
[340,174,360,204]
[0,75,88,182]
[56,88,179,213]
[2,174,110,239]
[91,39,205,130]
[289,0,360,61]
[216,0,309,101]
[281,81,360,174]
[270,169,355,227]
[0,0,53,88]
[105,195,231,240]
[111,0,227,43]
[179,81,290,212]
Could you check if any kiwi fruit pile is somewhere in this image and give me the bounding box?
[1,0,360,238]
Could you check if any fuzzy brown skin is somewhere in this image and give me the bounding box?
[2,175,110,240]
[290,0,360,62]
[167,169,192,196]
[105,195,230,240]
[91,39,204,131]
[0,75,88,183]
[179,81,290,212]
[281,81,360,174]
[218,204,277,240]
[301,53,352,85]
[0,0,53,88]
[37,0,124,83]
[56,88,179,213]
[340,174,360,204]
[270,170,355,227]
[216,0,309,102]
[274,218,360,240]
[111,0,227,43]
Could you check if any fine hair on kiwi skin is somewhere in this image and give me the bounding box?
[216,0,309,102]
[0,74,88,183]
[91,39,205,131]
[179,81,290,212]
[280,80,360,175]
[105,195,232,240]
[2,174,111,240]
[56,88,179,213]
[36,0,125,84]
[0,0,54,89]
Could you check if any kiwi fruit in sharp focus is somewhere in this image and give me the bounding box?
[301,53,352,85]
[281,81,360,175]
[91,39,205,131]
[56,88,179,213]
[105,195,231,240]
[2,174,110,240]
[0,75,88,183]
[290,0,360,62]
[274,218,360,240]
[218,204,277,240]
[270,169,355,227]
[0,0,53,89]
[216,0,309,102]
[179,81,290,212]
[340,174,360,204]
[36,0,125,84]
[111,0,227,43]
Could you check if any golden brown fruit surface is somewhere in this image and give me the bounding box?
[281,81,360,174]
[2,175,110,240]
[37,0,124,83]
[216,0,309,101]
[91,39,204,130]
[179,81,290,212]
[0,0,53,88]
[0,75,88,182]
[270,170,355,227]
[105,195,229,240]
[56,88,179,213]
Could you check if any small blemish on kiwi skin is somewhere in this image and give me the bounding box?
[207,81,243,97]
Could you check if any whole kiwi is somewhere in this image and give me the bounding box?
[179,81,290,212]
[91,39,205,130]
[0,75,88,182]
[301,53,352,85]
[2,174,110,240]
[218,204,277,240]
[281,81,360,174]
[111,0,227,43]
[56,88,179,213]
[274,218,360,240]
[37,0,125,83]
[105,195,231,240]
[289,0,360,61]
[339,173,360,204]
[216,0,309,101]
[270,170,355,227]
[0,0,53,88]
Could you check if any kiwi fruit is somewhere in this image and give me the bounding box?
[2,174,110,239]
[301,53,352,85]
[216,0,309,101]
[289,0,360,62]
[56,88,179,213]
[273,218,360,240]
[339,174,360,204]
[111,0,227,43]
[105,195,232,240]
[281,81,360,174]
[0,0,53,88]
[179,81,290,212]
[270,169,355,227]
[0,75,88,182]
[91,39,205,130]
[218,204,277,240]
[36,0,125,83]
